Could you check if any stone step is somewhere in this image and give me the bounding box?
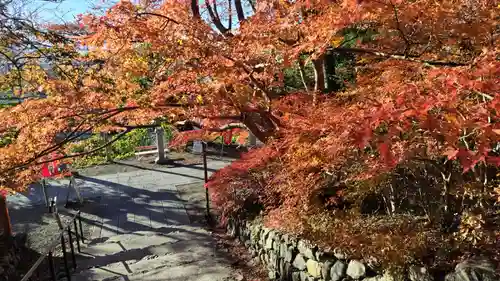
[74,226,220,271]
[72,227,232,281]
[73,259,232,281]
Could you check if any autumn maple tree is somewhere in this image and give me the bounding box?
[0,0,498,264]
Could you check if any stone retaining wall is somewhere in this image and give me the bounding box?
[226,218,497,281]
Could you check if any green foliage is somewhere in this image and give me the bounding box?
[132,76,153,89]
[341,26,378,47]
[69,124,174,168]
[0,129,18,148]
[283,61,315,92]
[160,123,174,142]
[280,26,375,93]
[69,128,152,168]
[211,134,241,145]
[0,136,13,147]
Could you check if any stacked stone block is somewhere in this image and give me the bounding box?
[227,218,497,281]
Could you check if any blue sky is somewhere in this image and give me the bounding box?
[32,0,253,27]
[33,0,116,23]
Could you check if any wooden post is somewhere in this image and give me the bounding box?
[42,179,50,209]
[0,195,12,238]
[53,210,64,230]
[202,142,210,219]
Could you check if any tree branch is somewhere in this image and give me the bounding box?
[30,129,132,168]
[333,47,468,66]
[136,12,180,24]
[191,0,201,19]
[390,1,411,55]
[247,0,256,12]
[206,0,230,34]
[212,0,222,22]
[234,0,245,22]
[228,0,232,30]
[111,123,158,130]
[1,109,125,174]
[298,58,309,92]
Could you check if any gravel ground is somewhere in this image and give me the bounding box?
[11,206,90,251]
[11,201,99,280]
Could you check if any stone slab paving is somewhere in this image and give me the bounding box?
[73,227,234,281]
[7,158,228,210]
[55,159,238,281]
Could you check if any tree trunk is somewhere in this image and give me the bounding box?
[102,132,112,162]
[241,111,279,144]
[213,0,222,20]
[228,0,232,30]
[234,0,245,22]
[323,51,341,92]
[439,161,456,232]
[441,160,453,216]
[206,0,229,34]
[0,195,12,238]
[474,163,489,209]
[191,0,201,18]
[247,0,256,12]
[383,183,397,216]
[441,174,451,213]
[388,183,397,215]
[312,55,325,105]
[313,56,325,92]
[298,58,309,92]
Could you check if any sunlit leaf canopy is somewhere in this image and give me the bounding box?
[0,0,498,199]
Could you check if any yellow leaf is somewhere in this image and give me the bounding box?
[330,36,343,48]
[196,95,203,104]
[356,57,371,64]
[444,113,458,125]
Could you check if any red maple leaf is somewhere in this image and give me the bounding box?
[223,130,233,145]
[444,147,459,160]
[353,126,372,148]
[378,142,396,167]
[486,156,500,166]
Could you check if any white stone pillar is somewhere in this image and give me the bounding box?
[155,126,167,164]
[102,132,112,162]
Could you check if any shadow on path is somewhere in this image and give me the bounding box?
[107,162,207,181]
[73,175,190,235]
[14,158,240,281]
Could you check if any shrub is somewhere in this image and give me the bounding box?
[67,128,166,168]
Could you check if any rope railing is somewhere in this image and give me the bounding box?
[20,210,85,281]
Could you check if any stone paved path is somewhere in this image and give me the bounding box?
[70,159,237,281]
[11,158,239,281]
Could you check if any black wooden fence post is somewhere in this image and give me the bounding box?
[202,142,210,220]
